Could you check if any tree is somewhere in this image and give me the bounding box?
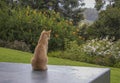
[95,0,114,10]
[8,0,84,25]
[87,0,120,40]
[113,0,120,8]
[87,7,120,40]
[95,0,104,10]
[58,0,85,25]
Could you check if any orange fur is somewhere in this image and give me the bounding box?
[31,30,51,71]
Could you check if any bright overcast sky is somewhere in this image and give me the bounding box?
[83,0,96,8]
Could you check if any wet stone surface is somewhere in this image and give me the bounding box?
[0,62,110,83]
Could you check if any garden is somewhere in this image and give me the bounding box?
[0,0,120,68]
[0,0,120,82]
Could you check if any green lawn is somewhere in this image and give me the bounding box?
[0,47,120,83]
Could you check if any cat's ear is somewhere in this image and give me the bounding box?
[42,29,46,32]
[48,30,51,33]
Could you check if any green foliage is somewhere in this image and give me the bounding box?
[52,39,92,63]
[87,8,120,40]
[82,37,114,56]
[114,0,120,8]
[78,22,90,40]
[95,0,114,10]
[63,39,83,61]
[0,1,79,52]
[0,40,31,52]
[8,0,84,25]
[95,0,104,10]
[18,0,57,9]
[51,38,120,68]
[81,38,120,67]
[58,0,84,25]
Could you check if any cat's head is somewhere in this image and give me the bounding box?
[41,30,51,40]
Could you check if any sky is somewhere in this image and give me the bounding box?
[83,0,96,8]
[59,0,112,10]
[83,0,114,9]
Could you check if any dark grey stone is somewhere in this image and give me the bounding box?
[0,62,110,83]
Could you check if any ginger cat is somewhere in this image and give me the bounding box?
[31,30,51,71]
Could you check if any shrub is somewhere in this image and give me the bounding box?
[82,37,120,59]
[87,8,120,40]
[82,37,114,56]
[81,37,120,67]
[54,38,120,67]
[58,39,92,62]
[78,22,90,40]
[0,39,31,52]
[0,2,79,52]
[112,40,120,59]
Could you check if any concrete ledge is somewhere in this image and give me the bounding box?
[0,62,110,83]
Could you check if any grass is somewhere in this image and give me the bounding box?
[0,47,120,83]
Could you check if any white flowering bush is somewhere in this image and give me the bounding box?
[82,37,120,59]
[112,40,120,59]
[52,38,120,67]
[82,37,113,56]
